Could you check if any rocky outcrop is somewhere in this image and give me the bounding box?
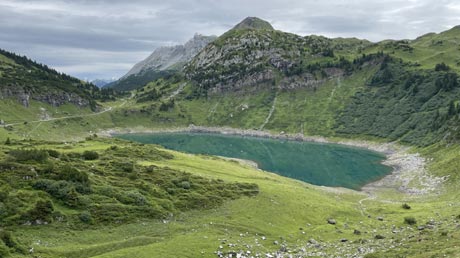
[182,17,372,96]
[0,86,90,108]
[122,34,216,78]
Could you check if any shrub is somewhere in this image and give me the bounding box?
[9,149,49,163]
[0,241,9,257]
[4,138,11,145]
[435,62,450,71]
[120,162,134,173]
[66,152,82,159]
[404,216,417,225]
[79,211,93,224]
[82,151,99,160]
[0,230,25,255]
[59,165,89,185]
[402,203,411,209]
[32,179,82,206]
[21,200,54,223]
[46,149,60,158]
[180,181,191,189]
[117,190,148,206]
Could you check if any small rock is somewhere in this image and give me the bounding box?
[353,229,361,235]
[279,245,288,252]
[377,216,384,221]
[340,238,348,242]
[375,234,386,240]
[327,218,336,225]
[308,238,318,245]
[417,226,425,231]
[273,240,279,245]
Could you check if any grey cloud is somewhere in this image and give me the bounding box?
[0,0,458,79]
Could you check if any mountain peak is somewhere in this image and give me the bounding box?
[232,17,274,31]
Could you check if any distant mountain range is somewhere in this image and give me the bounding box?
[90,78,116,88]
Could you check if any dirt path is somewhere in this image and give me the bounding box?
[2,106,113,127]
[167,83,186,100]
[259,95,277,130]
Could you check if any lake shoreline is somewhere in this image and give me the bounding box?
[100,125,445,196]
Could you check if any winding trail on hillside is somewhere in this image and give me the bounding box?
[3,106,113,127]
[259,95,277,130]
[167,82,186,100]
[1,95,132,128]
[328,77,342,103]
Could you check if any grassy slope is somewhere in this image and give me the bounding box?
[1,86,459,257]
[1,27,460,258]
[4,139,458,258]
[364,26,460,72]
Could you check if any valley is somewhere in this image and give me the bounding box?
[0,15,459,258]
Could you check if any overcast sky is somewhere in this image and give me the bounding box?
[1,0,459,80]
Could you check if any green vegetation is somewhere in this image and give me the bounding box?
[1,18,460,257]
[106,69,176,92]
[336,57,460,146]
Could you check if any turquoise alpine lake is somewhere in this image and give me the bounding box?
[116,133,393,190]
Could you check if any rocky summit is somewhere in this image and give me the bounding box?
[232,16,274,31]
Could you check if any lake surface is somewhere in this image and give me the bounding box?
[116,132,392,190]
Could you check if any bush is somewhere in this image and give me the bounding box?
[404,216,417,225]
[0,230,25,255]
[120,162,134,173]
[0,241,9,257]
[32,179,81,206]
[59,165,89,185]
[402,203,411,209]
[116,190,148,206]
[180,181,191,189]
[4,138,11,145]
[82,151,99,160]
[21,200,54,224]
[435,62,450,71]
[46,149,60,158]
[79,211,93,224]
[9,149,49,163]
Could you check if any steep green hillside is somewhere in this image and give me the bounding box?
[123,21,460,147]
[0,49,118,117]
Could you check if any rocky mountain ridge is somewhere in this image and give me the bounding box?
[122,33,217,78]
[185,18,369,95]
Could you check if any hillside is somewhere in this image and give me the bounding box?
[0,17,460,258]
[124,18,460,147]
[0,49,119,127]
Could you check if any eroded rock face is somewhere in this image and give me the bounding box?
[122,34,217,78]
[186,29,347,95]
[0,86,90,108]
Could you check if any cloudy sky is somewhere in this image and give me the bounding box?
[1,0,459,80]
